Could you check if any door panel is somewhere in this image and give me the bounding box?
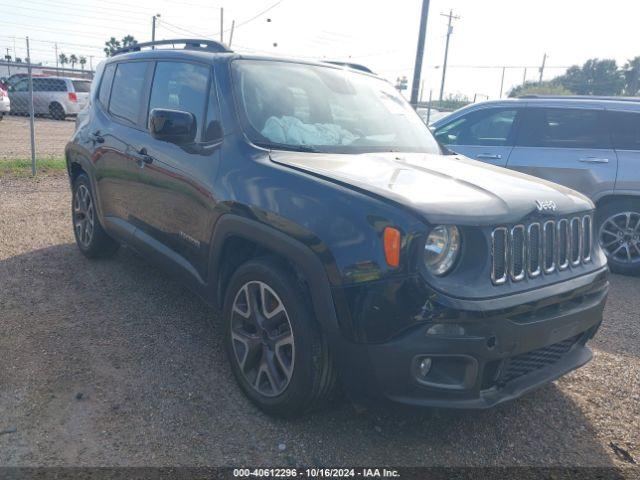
[507,107,617,200]
[433,107,520,167]
[131,61,220,283]
[608,110,640,194]
[92,61,152,229]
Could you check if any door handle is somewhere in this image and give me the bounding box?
[131,147,154,167]
[476,153,502,160]
[88,131,104,144]
[579,157,609,164]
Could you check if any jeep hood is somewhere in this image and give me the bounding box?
[270,151,594,225]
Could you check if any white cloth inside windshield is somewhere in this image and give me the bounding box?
[261,115,357,146]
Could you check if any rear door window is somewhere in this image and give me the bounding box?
[434,108,518,146]
[608,111,640,151]
[109,61,150,126]
[517,108,610,149]
[148,61,209,138]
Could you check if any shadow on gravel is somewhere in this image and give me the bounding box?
[0,243,620,467]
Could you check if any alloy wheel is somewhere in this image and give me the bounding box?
[599,211,640,265]
[230,281,295,397]
[73,184,95,248]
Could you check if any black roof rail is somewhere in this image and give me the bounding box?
[519,94,640,102]
[323,61,374,74]
[112,38,232,56]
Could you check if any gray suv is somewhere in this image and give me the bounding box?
[9,76,91,120]
[432,96,640,275]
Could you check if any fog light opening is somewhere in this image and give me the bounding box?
[417,357,432,378]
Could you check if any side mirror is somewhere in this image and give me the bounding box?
[149,108,196,145]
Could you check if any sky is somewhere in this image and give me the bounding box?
[1,0,638,99]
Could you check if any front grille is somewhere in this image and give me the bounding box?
[491,215,593,285]
[497,335,580,385]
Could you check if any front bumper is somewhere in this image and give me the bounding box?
[332,268,608,408]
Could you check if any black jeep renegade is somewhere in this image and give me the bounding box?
[65,39,608,417]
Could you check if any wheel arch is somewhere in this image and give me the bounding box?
[208,214,342,336]
[595,193,640,209]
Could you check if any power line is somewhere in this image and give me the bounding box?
[0,19,112,40]
[2,3,149,26]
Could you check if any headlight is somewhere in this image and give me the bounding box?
[424,225,461,276]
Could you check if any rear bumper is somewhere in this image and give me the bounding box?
[332,268,608,408]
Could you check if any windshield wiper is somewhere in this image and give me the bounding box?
[254,141,320,153]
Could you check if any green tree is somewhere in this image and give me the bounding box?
[121,35,138,48]
[623,56,640,96]
[509,80,573,97]
[557,59,624,95]
[79,56,87,70]
[69,54,78,69]
[104,35,138,57]
[58,53,68,68]
[103,37,121,57]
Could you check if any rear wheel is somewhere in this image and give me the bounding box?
[72,174,119,258]
[222,258,337,417]
[597,199,640,275]
[49,102,65,120]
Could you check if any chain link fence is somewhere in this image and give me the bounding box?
[1,37,95,174]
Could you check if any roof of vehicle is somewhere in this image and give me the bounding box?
[104,38,380,77]
[431,96,640,127]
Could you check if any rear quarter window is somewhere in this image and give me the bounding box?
[608,110,640,151]
[72,81,91,93]
[98,64,116,108]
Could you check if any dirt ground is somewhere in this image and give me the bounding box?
[0,174,638,470]
[0,115,75,160]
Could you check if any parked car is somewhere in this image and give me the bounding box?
[416,107,449,125]
[66,40,608,417]
[432,97,640,275]
[0,84,9,120]
[8,76,91,120]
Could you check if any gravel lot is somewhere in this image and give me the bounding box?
[0,174,638,469]
[0,115,75,160]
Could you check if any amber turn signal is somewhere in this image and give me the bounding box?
[383,227,401,267]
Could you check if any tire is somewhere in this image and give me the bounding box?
[49,102,65,120]
[596,199,640,276]
[222,258,337,417]
[72,174,119,259]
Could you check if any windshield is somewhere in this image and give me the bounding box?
[232,60,441,154]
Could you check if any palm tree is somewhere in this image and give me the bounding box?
[104,37,121,57]
[58,53,68,68]
[79,56,87,70]
[121,35,137,48]
[69,54,78,70]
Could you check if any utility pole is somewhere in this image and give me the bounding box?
[499,66,506,98]
[522,67,527,85]
[152,14,161,46]
[54,43,58,75]
[410,0,431,107]
[5,48,11,76]
[220,8,224,43]
[539,53,547,83]
[438,9,460,102]
[89,55,94,73]
[228,20,236,47]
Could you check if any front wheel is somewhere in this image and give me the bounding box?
[222,258,337,417]
[597,199,640,276]
[72,174,119,258]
